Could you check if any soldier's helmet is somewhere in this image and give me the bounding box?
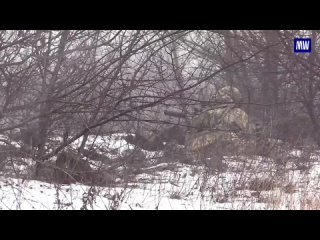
[217,86,242,103]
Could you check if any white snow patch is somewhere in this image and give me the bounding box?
[1,134,320,210]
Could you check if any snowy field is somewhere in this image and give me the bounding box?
[1,134,320,210]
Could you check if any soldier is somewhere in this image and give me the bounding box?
[54,151,94,184]
[186,86,249,171]
[19,123,41,153]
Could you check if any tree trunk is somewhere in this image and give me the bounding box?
[261,30,280,134]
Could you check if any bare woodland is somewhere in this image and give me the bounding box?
[0,30,320,209]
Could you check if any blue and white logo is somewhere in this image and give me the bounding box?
[294,38,312,53]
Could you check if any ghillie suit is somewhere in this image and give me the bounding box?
[19,124,42,154]
[54,151,94,184]
[186,86,249,171]
[121,148,147,169]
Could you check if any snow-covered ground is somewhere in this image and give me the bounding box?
[1,161,320,210]
[1,134,320,210]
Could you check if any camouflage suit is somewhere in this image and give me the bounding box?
[186,86,249,170]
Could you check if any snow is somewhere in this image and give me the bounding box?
[1,161,320,210]
[0,134,21,148]
[1,134,320,210]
